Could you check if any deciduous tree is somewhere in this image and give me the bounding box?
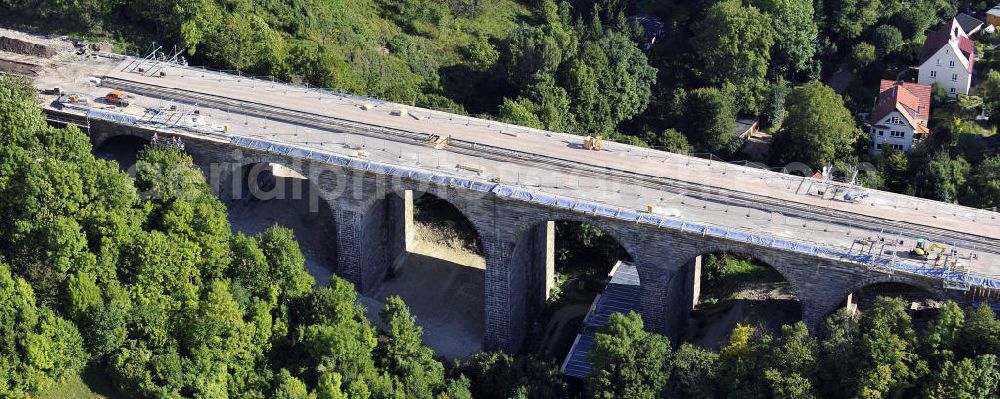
[772,81,861,168]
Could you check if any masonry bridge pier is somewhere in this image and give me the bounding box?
[85,123,980,352]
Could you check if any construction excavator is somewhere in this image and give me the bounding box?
[911,239,944,260]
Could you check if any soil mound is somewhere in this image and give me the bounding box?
[0,36,55,58]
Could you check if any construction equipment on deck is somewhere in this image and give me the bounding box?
[104,89,133,107]
[911,239,945,260]
[430,135,450,150]
[583,135,604,151]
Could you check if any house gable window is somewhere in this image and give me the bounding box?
[890,131,905,138]
[950,60,956,68]
[952,73,958,81]
[931,70,937,78]
[889,116,903,125]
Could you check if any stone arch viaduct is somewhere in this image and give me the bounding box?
[85,122,983,353]
[22,52,997,354]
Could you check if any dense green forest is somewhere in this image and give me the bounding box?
[1,71,1000,397]
[0,75,481,398]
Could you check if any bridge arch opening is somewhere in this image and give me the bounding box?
[840,281,944,330]
[362,190,485,360]
[515,220,635,361]
[93,134,150,173]
[683,252,801,349]
[224,161,337,284]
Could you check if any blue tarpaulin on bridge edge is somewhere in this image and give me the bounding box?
[593,205,619,218]
[289,147,311,159]
[226,135,1000,291]
[512,189,534,201]
[573,202,598,213]
[491,185,514,196]
[727,230,751,243]
[88,109,139,125]
[637,214,662,226]
[556,197,577,209]
[705,226,728,238]
[682,223,705,234]
[533,193,558,206]
[661,219,685,230]
[618,209,641,222]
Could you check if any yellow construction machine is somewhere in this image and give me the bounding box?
[583,135,604,151]
[911,239,944,260]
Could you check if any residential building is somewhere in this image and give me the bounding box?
[917,19,975,96]
[988,4,1000,27]
[869,80,932,154]
[956,13,985,36]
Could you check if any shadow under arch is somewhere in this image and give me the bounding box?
[93,134,150,173]
[361,188,487,360]
[223,160,338,285]
[839,276,946,328]
[510,217,637,358]
[678,248,804,349]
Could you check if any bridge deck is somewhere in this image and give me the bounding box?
[25,53,1000,283]
[94,61,999,241]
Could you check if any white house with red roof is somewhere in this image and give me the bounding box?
[870,80,932,154]
[917,18,975,97]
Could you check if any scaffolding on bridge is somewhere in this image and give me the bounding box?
[151,133,185,151]
[942,246,975,291]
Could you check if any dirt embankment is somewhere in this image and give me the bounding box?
[0,36,55,58]
[0,59,39,76]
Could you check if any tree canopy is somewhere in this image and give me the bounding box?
[771,81,861,168]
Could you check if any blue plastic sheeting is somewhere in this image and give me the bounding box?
[594,205,619,218]
[469,181,496,193]
[771,239,797,251]
[411,170,433,181]
[682,223,706,234]
[728,231,752,243]
[661,218,685,230]
[511,189,534,201]
[618,209,641,222]
[574,202,598,213]
[88,109,138,125]
[706,226,728,238]
[555,197,577,209]
[288,147,311,159]
[637,214,662,226]
[491,185,515,197]
[533,193,558,206]
[563,263,643,379]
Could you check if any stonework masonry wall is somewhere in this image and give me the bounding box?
[84,121,975,353]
